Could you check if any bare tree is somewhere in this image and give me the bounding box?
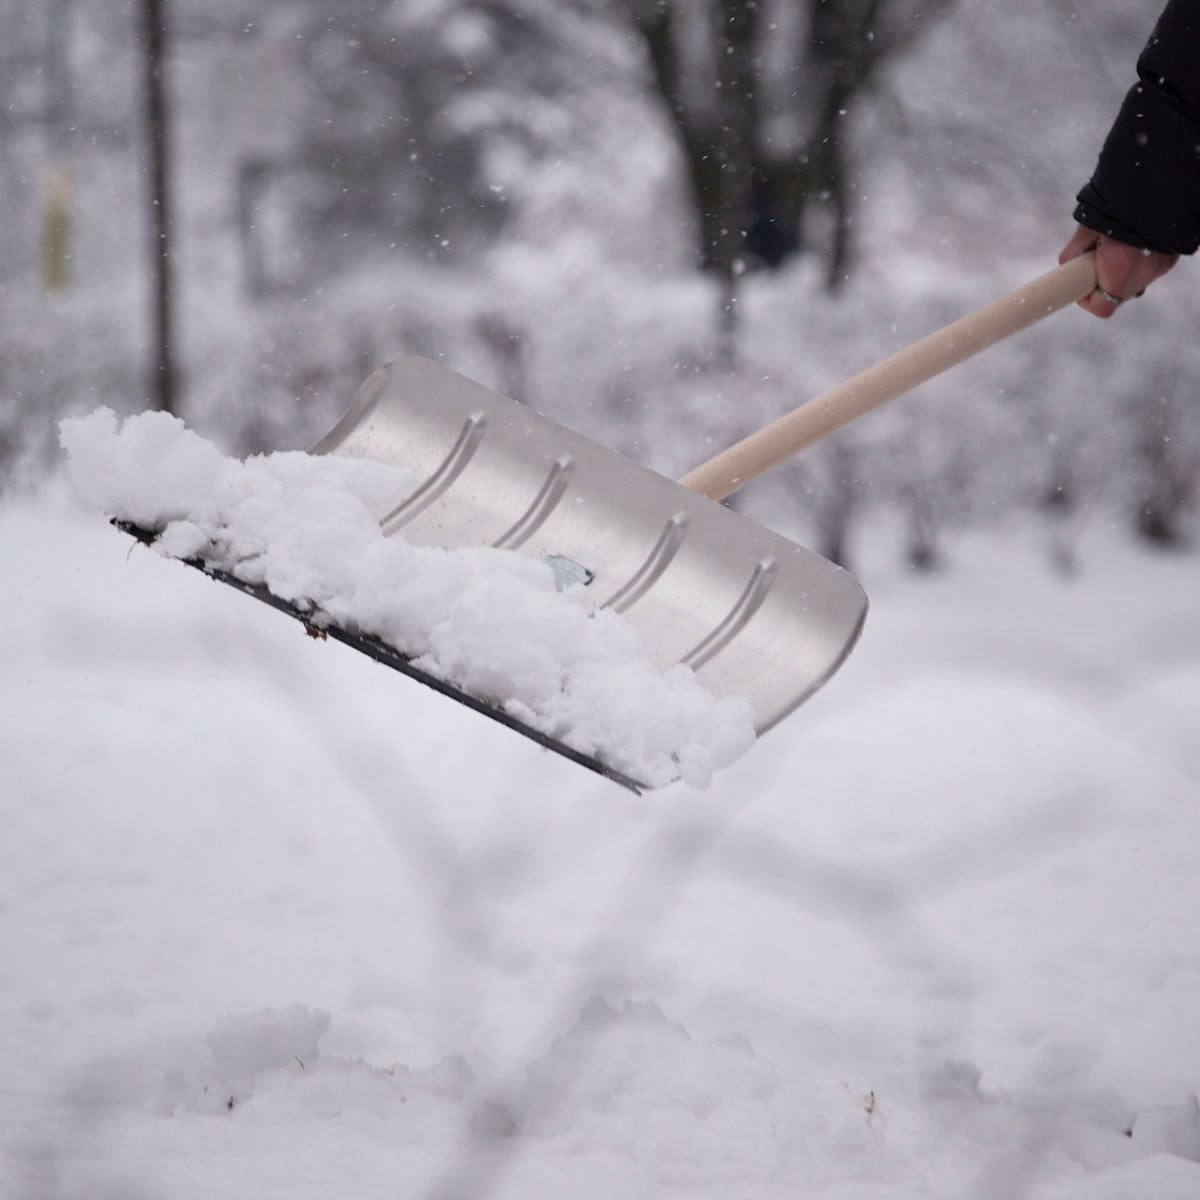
[630,0,759,356]
[628,0,950,345]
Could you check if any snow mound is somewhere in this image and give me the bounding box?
[512,997,789,1188]
[159,1005,474,1121]
[1131,1094,1200,1163]
[60,408,756,789]
[142,1000,1200,1197]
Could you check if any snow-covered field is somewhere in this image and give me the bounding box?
[4,483,1200,1198]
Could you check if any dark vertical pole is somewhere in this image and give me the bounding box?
[141,0,176,414]
[42,0,74,292]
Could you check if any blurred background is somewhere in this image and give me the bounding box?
[2,0,1195,570]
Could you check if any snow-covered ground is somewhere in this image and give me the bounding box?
[4,483,1200,1198]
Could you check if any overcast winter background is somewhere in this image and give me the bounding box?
[3,1,1200,1197]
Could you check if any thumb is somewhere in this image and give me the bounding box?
[1059,224,1099,265]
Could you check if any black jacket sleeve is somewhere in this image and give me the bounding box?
[1074,0,1200,255]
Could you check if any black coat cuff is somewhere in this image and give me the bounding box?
[1076,81,1200,256]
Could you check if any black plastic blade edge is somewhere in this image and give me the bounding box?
[113,520,645,794]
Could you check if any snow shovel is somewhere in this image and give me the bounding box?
[297,253,1098,782]
[121,254,1095,790]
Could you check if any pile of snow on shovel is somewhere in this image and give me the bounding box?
[60,409,755,788]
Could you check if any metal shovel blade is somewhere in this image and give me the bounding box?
[311,355,868,760]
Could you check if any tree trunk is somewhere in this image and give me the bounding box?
[632,1,760,358]
[42,0,74,292]
[1131,388,1195,548]
[711,0,759,357]
[141,0,176,414]
[904,485,940,571]
[815,443,859,569]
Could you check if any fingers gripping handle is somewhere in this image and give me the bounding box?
[680,253,1098,502]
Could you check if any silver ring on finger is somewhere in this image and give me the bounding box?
[1094,285,1123,306]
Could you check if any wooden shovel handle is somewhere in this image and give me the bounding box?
[680,252,1098,501]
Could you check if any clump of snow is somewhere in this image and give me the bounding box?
[206,1004,331,1087]
[59,408,755,788]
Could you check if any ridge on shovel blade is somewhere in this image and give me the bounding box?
[305,355,869,779]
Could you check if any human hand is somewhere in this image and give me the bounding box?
[1059,225,1178,318]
